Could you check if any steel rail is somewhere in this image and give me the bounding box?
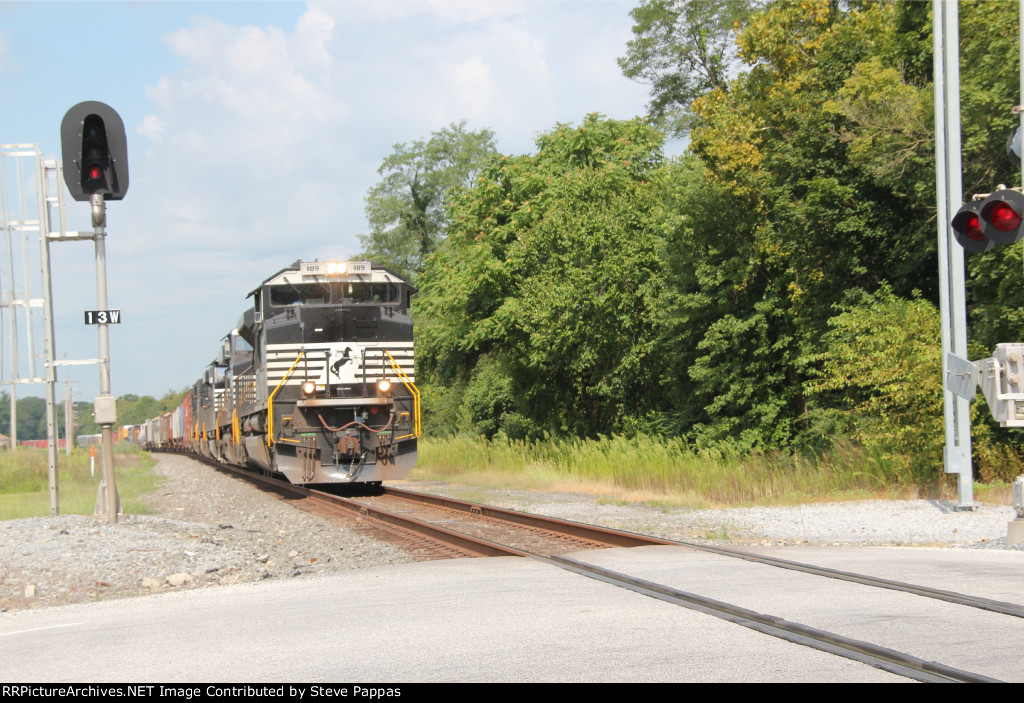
[670,541,1024,620]
[542,554,1003,684]
[164,459,1010,681]
[179,457,1024,620]
[304,482,1009,682]
[308,487,531,558]
[385,486,1024,619]
[188,455,528,558]
[383,486,676,548]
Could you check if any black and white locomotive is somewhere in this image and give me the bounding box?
[143,260,418,485]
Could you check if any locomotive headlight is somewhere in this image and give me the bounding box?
[301,380,317,397]
[326,262,347,275]
[377,379,392,394]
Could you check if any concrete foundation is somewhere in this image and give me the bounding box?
[1007,519,1024,547]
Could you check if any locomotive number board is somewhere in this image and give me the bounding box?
[301,261,371,276]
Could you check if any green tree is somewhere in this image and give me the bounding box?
[116,395,160,427]
[955,1,1024,356]
[0,394,66,442]
[806,288,944,483]
[417,114,671,438]
[357,121,497,281]
[657,157,803,447]
[662,1,932,446]
[619,0,756,137]
[158,388,189,413]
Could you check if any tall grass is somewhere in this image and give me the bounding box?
[416,434,948,507]
[0,444,162,520]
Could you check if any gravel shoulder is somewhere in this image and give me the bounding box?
[1,453,1021,613]
[0,453,413,612]
[417,482,1022,547]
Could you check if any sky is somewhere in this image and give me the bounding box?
[0,0,668,411]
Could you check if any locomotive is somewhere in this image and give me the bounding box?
[141,260,418,485]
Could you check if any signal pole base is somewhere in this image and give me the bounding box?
[93,474,121,517]
[1007,519,1024,547]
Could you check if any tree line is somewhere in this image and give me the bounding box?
[357,1,1024,485]
[0,390,187,443]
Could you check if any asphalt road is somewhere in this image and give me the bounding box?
[2,545,1022,683]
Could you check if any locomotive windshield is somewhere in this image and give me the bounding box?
[267,281,401,307]
[269,282,330,307]
[339,281,400,304]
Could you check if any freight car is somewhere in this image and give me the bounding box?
[143,260,418,485]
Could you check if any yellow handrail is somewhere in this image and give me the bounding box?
[267,351,305,447]
[382,349,421,439]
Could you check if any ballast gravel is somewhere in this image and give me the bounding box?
[1,453,1020,612]
[0,454,414,612]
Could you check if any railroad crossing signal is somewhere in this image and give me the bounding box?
[60,101,129,202]
[951,188,1024,253]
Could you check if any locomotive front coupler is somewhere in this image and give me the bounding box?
[336,429,360,457]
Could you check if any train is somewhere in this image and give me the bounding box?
[136,260,419,485]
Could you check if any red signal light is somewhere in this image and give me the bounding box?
[60,102,130,201]
[989,202,1021,232]
[980,189,1024,245]
[951,200,996,253]
[963,213,985,241]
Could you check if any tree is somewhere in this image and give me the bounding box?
[0,394,65,442]
[116,395,160,427]
[417,115,671,438]
[806,288,944,483]
[357,121,497,281]
[618,0,756,137]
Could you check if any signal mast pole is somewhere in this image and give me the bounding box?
[933,0,974,509]
[60,101,129,525]
[92,193,117,524]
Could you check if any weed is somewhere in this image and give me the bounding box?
[413,434,965,508]
[0,447,162,520]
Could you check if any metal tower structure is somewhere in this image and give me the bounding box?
[0,144,61,513]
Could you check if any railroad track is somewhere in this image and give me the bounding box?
[191,454,1016,682]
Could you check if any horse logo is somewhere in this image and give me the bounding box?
[329,346,353,378]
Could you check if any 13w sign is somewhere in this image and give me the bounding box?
[84,309,121,325]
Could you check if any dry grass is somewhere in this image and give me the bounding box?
[0,445,161,520]
[413,434,998,508]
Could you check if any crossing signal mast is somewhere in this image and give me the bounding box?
[937,0,1024,538]
[947,184,1024,542]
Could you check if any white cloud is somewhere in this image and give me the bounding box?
[146,7,345,172]
[0,31,15,74]
[447,57,496,117]
[136,114,165,139]
[427,0,523,23]
[94,0,652,399]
